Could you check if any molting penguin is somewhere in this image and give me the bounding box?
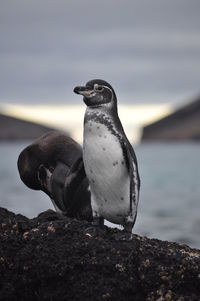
[74,79,140,234]
[17,131,92,221]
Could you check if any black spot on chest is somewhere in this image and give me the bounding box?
[85,111,122,142]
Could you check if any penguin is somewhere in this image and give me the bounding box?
[74,79,140,234]
[17,131,92,221]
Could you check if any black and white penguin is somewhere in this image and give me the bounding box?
[74,79,140,233]
[17,131,92,221]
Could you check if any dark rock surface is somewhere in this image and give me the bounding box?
[0,113,57,140]
[0,207,200,300]
[141,97,200,141]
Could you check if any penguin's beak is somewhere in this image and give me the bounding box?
[73,86,94,97]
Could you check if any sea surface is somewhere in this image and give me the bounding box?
[0,142,200,249]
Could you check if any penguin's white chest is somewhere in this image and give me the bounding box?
[83,120,130,224]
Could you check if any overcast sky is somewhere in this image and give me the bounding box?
[0,0,200,105]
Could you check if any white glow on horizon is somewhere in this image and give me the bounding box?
[1,103,172,143]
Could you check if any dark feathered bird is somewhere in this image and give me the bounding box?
[17,131,92,221]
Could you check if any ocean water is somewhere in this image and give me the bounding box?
[0,142,199,249]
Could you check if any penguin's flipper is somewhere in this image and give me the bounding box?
[62,157,92,220]
[122,139,140,225]
[50,162,70,212]
[63,157,86,208]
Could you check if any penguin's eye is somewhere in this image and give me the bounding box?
[94,84,104,92]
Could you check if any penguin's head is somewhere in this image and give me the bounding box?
[74,79,117,108]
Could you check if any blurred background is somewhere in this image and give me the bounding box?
[0,0,200,248]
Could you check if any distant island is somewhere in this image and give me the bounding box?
[0,113,58,140]
[141,96,200,141]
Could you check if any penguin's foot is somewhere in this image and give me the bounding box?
[114,222,134,240]
[124,222,133,234]
[92,216,104,228]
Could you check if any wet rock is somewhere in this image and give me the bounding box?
[0,207,200,300]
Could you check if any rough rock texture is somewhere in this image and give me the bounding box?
[0,113,57,140]
[141,97,200,141]
[0,207,200,301]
